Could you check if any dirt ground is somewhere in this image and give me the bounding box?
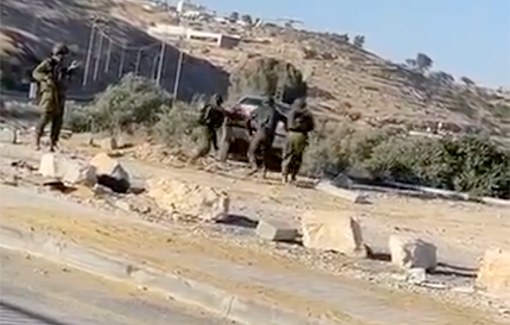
[0,128,510,324]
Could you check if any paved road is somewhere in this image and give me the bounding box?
[0,249,237,325]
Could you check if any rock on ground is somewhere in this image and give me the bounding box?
[90,153,130,193]
[389,235,437,271]
[0,127,17,144]
[476,248,510,304]
[301,210,367,257]
[39,153,95,185]
[147,177,229,222]
[63,160,97,186]
[255,219,298,242]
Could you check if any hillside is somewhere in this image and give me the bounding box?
[1,0,509,135]
[0,0,228,99]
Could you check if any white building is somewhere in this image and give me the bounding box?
[148,23,241,49]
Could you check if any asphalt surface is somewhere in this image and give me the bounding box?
[0,249,237,325]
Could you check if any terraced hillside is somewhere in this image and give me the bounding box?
[0,0,228,99]
[1,0,509,135]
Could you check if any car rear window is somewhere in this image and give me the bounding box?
[239,97,290,115]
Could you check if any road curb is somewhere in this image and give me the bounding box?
[0,225,334,325]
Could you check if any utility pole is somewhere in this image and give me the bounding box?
[93,32,104,81]
[82,20,96,87]
[118,44,126,78]
[104,38,112,73]
[172,40,184,100]
[155,41,165,86]
[134,49,142,75]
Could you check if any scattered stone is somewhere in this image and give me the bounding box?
[93,183,114,195]
[38,153,61,178]
[2,175,19,186]
[451,286,476,294]
[90,153,130,193]
[389,235,437,271]
[147,177,229,222]
[256,219,298,242]
[331,173,354,189]
[60,129,73,140]
[407,267,427,284]
[63,161,96,187]
[301,210,367,257]
[419,282,448,290]
[315,181,369,204]
[114,200,131,211]
[0,127,17,144]
[99,137,118,151]
[476,248,510,301]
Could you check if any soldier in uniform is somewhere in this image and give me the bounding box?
[245,96,287,178]
[32,42,80,151]
[281,97,315,183]
[188,94,226,164]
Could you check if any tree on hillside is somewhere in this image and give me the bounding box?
[228,11,239,22]
[229,57,307,104]
[240,14,253,25]
[353,35,365,48]
[461,76,476,87]
[416,53,433,72]
[428,71,455,87]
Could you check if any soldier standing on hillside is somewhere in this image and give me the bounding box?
[245,96,287,178]
[188,94,227,164]
[32,42,80,152]
[281,97,315,184]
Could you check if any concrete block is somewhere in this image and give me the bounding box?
[99,137,118,151]
[256,220,298,242]
[90,153,130,193]
[301,210,367,257]
[389,235,437,271]
[147,177,229,222]
[407,267,427,284]
[476,248,510,301]
[63,161,96,186]
[316,181,369,204]
[0,128,17,144]
[38,153,60,178]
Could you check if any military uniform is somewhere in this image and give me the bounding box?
[246,96,287,177]
[32,43,78,151]
[281,97,314,183]
[189,94,226,163]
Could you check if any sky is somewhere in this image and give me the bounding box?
[195,0,510,88]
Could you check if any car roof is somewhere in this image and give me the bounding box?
[239,95,291,111]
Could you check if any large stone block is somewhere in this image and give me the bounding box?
[89,153,130,193]
[38,153,60,178]
[0,128,17,144]
[301,210,367,257]
[147,177,229,222]
[99,137,118,151]
[389,235,437,271]
[476,248,510,302]
[63,161,97,186]
[315,181,369,204]
[256,219,298,242]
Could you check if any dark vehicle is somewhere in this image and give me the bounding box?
[217,95,290,165]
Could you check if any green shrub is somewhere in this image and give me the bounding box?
[303,122,510,199]
[66,73,170,134]
[153,100,203,147]
[229,57,307,104]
